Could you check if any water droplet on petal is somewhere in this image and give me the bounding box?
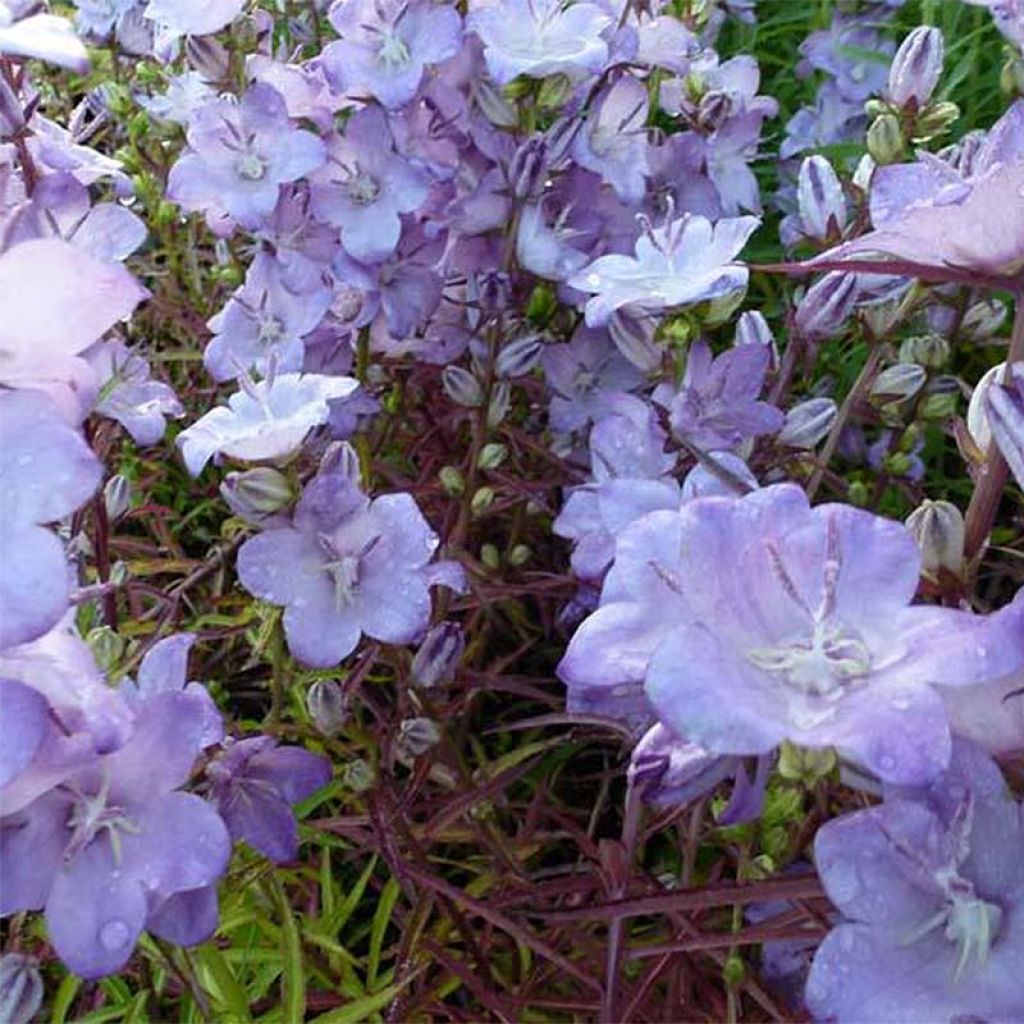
[99,919,131,952]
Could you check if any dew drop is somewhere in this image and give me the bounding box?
[99,919,131,952]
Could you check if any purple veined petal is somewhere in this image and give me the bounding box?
[236,528,327,607]
[73,204,148,262]
[422,559,467,594]
[122,792,232,899]
[246,745,332,805]
[645,626,789,756]
[0,524,71,650]
[366,493,439,569]
[0,728,95,818]
[136,634,197,696]
[821,681,952,786]
[282,592,363,668]
[0,389,103,527]
[104,693,212,802]
[216,778,301,862]
[45,840,149,979]
[0,13,88,71]
[0,239,146,366]
[717,753,773,825]
[0,679,49,789]
[939,667,1024,757]
[356,570,433,646]
[814,800,947,928]
[146,885,221,948]
[0,790,70,916]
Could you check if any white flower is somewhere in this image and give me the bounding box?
[568,213,760,327]
[467,0,611,84]
[177,372,360,476]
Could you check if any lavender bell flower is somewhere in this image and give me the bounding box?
[0,691,231,978]
[236,444,464,667]
[807,739,1024,1021]
[309,105,431,264]
[321,0,462,110]
[167,83,327,232]
[206,735,331,863]
[0,390,102,649]
[560,484,1024,786]
[652,339,784,452]
[569,212,760,327]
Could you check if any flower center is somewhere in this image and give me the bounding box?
[236,152,268,181]
[346,172,381,205]
[377,30,411,70]
[63,772,139,864]
[257,316,285,347]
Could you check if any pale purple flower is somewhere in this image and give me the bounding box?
[569,212,760,327]
[143,0,243,46]
[138,71,215,125]
[807,740,1024,1021]
[809,101,1024,283]
[0,3,88,70]
[542,326,646,436]
[309,105,431,263]
[0,239,146,419]
[205,253,333,381]
[560,484,1024,785]
[0,391,101,649]
[515,199,592,284]
[89,342,183,446]
[0,691,231,978]
[886,26,944,109]
[206,736,331,862]
[797,15,893,102]
[321,0,462,109]
[571,75,649,205]
[467,0,611,85]
[985,362,1024,492]
[963,0,1024,52]
[554,395,678,582]
[176,370,361,476]
[236,446,464,667]
[652,339,783,451]
[703,112,769,215]
[167,84,327,231]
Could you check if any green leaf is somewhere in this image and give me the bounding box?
[194,943,253,1022]
[307,979,407,1024]
[50,974,81,1024]
[367,877,400,989]
[268,877,306,1023]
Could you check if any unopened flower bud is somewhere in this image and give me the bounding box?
[477,443,507,470]
[914,100,959,140]
[867,113,904,165]
[342,758,375,792]
[397,717,440,758]
[307,679,347,734]
[608,310,661,372]
[508,135,547,200]
[887,26,944,109]
[221,467,293,523]
[508,543,532,566]
[898,333,950,369]
[696,90,731,132]
[488,381,511,428]
[778,740,836,785]
[87,626,124,674]
[870,363,927,406]
[104,474,133,521]
[795,273,858,340]
[920,375,959,421]
[480,542,501,569]
[797,155,846,241]
[961,297,1007,342]
[987,364,1024,490]
[0,74,25,138]
[410,623,464,689]
[536,73,573,109]
[439,465,465,496]
[906,500,964,578]
[1001,54,1024,97]
[185,35,229,81]
[777,398,837,449]
[471,486,495,516]
[496,334,543,377]
[0,954,43,1024]
[473,78,518,128]
[852,154,876,192]
[442,366,483,408]
[733,312,770,351]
